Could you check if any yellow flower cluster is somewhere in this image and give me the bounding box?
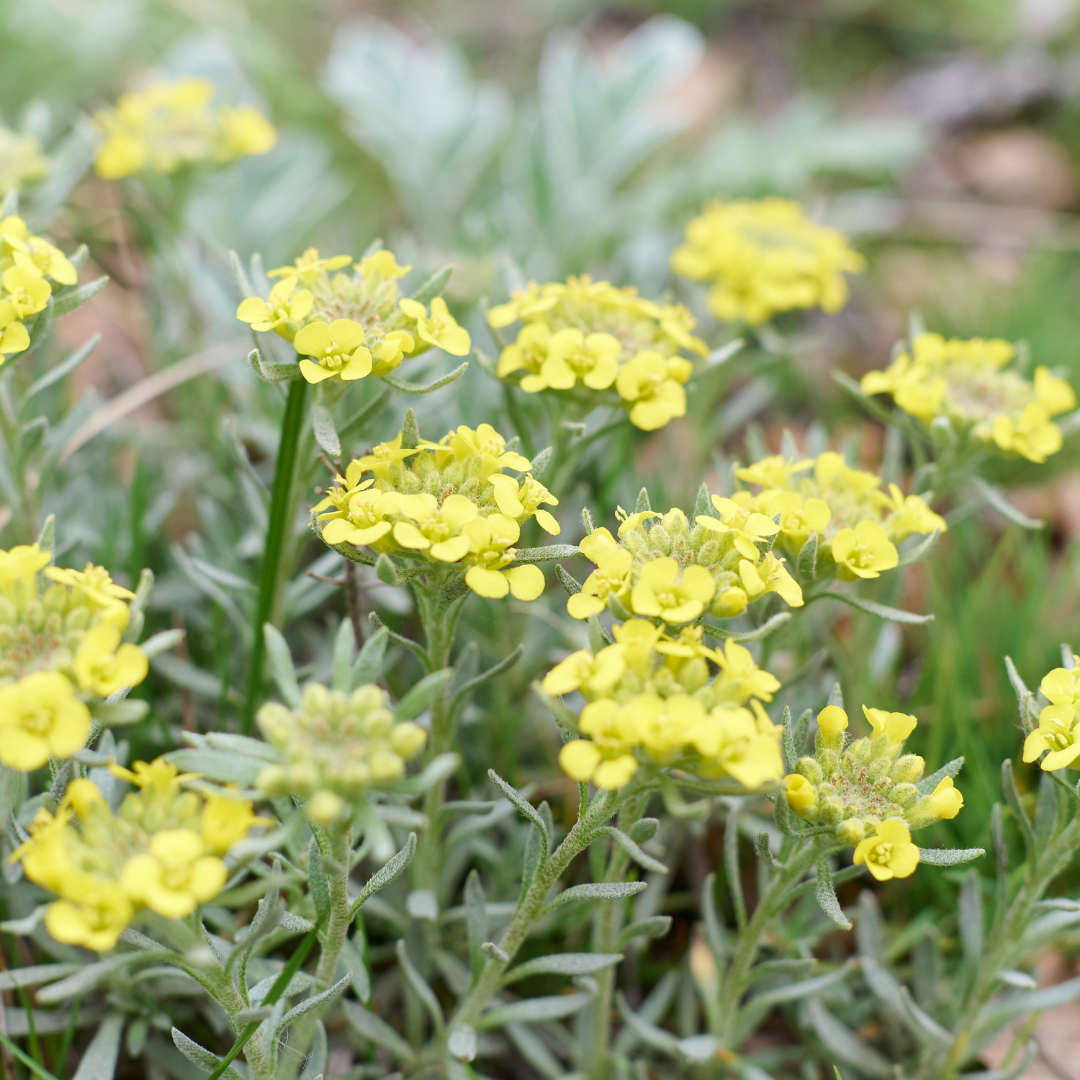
[546,622,783,791]
[257,683,427,823]
[0,215,78,360]
[238,248,471,386]
[316,420,555,601]
[570,502,803,627]
[0,544,149,771]
[730,451,946,582]
[0,126,48,198]
[670,198,865,325]
[11,761,265,951]
[487,275,708,431]
[1022,659,1080,771]
[93,77,276,180]
[861,332,1077,464]
[784,705,963,880]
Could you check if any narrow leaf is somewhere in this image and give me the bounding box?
[501,952,622,985]
[394,668,453,721]
[822,590,933,625]
[343,1000,415,1063]
[540,880,646,917]
[263,624,301,707]
[382,361,468,395]
[349,833,417,918]
[597,826,668,874]
[311,405,341,457]
[478,992,592,1029]
[815,860,852,930]
[71,1013,124,1080]
[488,769,549,859]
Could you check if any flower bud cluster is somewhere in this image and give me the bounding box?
[0,545,149,771]
[862,332,1076,464]
[256,683,427,823]
[487,274,708,431]
[670,197,865,325]
[93,78,276,180]
[546,619,784,791]
[238,248,470,385]
[0,126,48,199]
[316,418,556,601]
[784,705,964,879]
[11,760,265,952]
[1,214,78,360]
[570,501,802,627]
[730,451,946,583]
[1022,659,1080,772]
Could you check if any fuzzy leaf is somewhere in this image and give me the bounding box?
[172,1028,246,1080]
[52,276,108,318]
[501,952,622,985]
[805,1001,893,1079]
[396,940,443,1032]
[274,975,351,1040]
[896,529,940,568]
[823,590,933,625]
[814,860,852,930]
[509,544,581,565]
[618,915,673,949]
[263,624,301,707]
[917,847,985,866]
[382,361,468,395]
[395,668,453,721]
[349,832,417,918]
[971,476,1043,529]
[478,992,593,1029]
[408,266,453,306]
[488,769,549,859]
[343,999,415,1063]
[89,700,149,726]
[797,533,818,578]
[540,880,646,917]
[916,756,964,795]
[597,826,668,874]
[331,618,355,693]
[311,404,341,457]
[352,626,388,688]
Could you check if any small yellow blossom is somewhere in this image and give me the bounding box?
[399,296,471,356]
[615,352,691,431]
[671,197,864,324]
[853,820,920,881]
[530,329,620,392]
[831,521,898,580]
[461,515,545,600]
[542,645,627,698]
[236,277,313,337]
[630,557,716,625]
[392,493,477,561]
[45,878,133,953]
[268,249,353,285]
[0,265,51,323]
[120,829,228,919]
[294,318,372,384]
[928,777,964,820]
[785,774,817,813]
[0,126,49,197]
[73,624,149,697]
[862,705,918,746]
[1023,666,1080,771]
[816,705,849,738]
[0,672,92,771]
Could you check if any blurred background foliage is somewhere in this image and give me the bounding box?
[3,0,1080,1069]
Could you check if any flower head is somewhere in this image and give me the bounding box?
[1023,664,1080,771]
[671,197,864,324]
[0,126,49,198]
[294,318,372,384]
[0,672,91,771]
[854,820,920,881]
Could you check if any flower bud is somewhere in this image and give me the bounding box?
[820,795,844,823]
[784,774,817,814]
[891,754,925,784]
[679,657,709,693]
[891,782,918,808]
[306,790,345,825]
[287,762,319,794]
[796,757,822,784]
[301,683,331,716]
[389,721,427,759]
[836,818,866,845]
[819,748,840,774]
[368,751,405,784]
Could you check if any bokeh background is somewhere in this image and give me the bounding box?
[3,1,1080,1072]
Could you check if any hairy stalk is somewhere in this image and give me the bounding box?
[243,377,309,734]
[0,377,35,541]
[718,834,835,1047]
[314,825,354,988]
[588,794,648,1079]
[453,783,645,1032]
[933,812,1080,1080]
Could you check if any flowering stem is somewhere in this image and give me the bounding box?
[718,833,837,1048]
[452,783,646,1034]
[0,377,36,541]
[587,793,648,1079]
[313,824,354,989]
[243,377,310,734]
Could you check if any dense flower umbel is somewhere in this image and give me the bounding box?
[93,77,276,179]
[487,275,708,431]
[861,332,1077,464]
[670,198,865,325]
[0,126,49,198]
[10,761,265,951]
[238,248,470,385]
[570,501,803,627]
[315,419,553,601]
[729,451,946,582]
[783,705,964,878]
[547,620,784,790]
[256,684,427,823]
[0,214,78,360]
[1023,659,1080,771]
[0,545,149,770]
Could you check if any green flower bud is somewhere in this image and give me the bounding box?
[891,754,925,784]
[819,748,840,774]
[796,757,823,784]
[836,818,866,845]
[820,796,844,823]
[891,783,919,808]
[301,683,331,716]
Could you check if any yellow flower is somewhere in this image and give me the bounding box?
[216,105,277,158]
[0,673,92,771]
[0,126,49,197]
[321,487,402,547]
[392,493,478,562]
[543,645,627,699]
[831,521,898,580]
[735,455,813,490]
[630,556,716,625]
[713,640,781,702]
[615,351,691,431]
[359,250,412,281]
[498,322,551,382]
[698,495,780,560]
[928,777,963,820]
[816,705,849,738]
[689,705,784,788]
[884,485,946,543]
[1023,698,1080,771]
[671,197,864,324]
[267,248,353,285]
[294,318,372,384]
[0,264,51,323]
[489,473,560,535]
[109,758,198,794]
[45,877,133,953]
[399,296,471,356]
[559,739,639,791]
[568,539,633,620]
[119,829,228,919]
[45,563,135,628]
[351,433,422,480]
[534,329,620,391]
[200,794,268,855]
[785,774,817,813]
[862,705,918,746]
[236,277,313,337]
[72,624,149,697]
[1041,665,1080,708]
[755,490,832,544]
[737,553,803,609]
[436,423,532,477]
[853,820,920,881]
[0,542,50,592]
[990,404,1062,464]
[1034,365,1077,415]
[461,515,545,600]
[0,321,29,356]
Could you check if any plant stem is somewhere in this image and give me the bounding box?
[452,784,643,1032]
[0,377,36,541]
[718,835,831,1048]
[243,377,309,734]
[314,825,354,989]
[587,794,647,1080]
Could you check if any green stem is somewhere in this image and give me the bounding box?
[452,784,643,1032]
[0,377,36,541]
[314,825,353,989]
[243,377,309,734]
[588,794,647,1079]
[718,835,833,1048]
